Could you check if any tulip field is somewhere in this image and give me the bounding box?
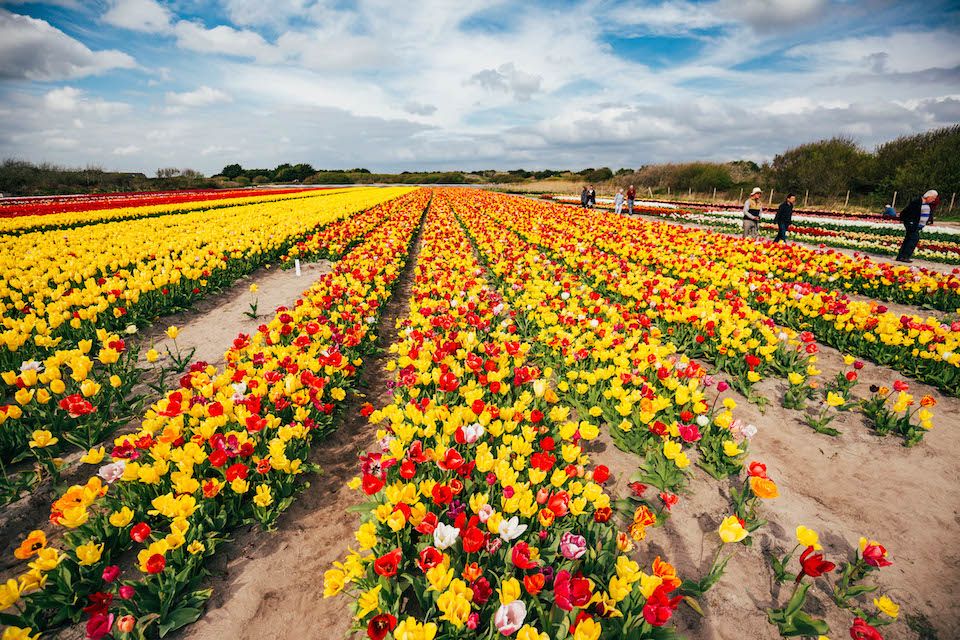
[1,187,958,640]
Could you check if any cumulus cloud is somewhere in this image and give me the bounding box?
[469,63,543,101]
[0,9,135,81]
[172,20,281,62]
[42,87,130,117]
[102,0,171,33]
[165,86,232,108]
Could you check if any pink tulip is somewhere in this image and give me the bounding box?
[559,531,587,560]
[494,600,527,635]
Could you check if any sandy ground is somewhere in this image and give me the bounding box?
[0,260,331,578]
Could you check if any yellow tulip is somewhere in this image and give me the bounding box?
[75,541,104,566]
[718,515,748,543]
[28,430,58,449]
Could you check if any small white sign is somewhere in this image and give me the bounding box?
[294,259,301,277]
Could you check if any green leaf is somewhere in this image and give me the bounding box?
[158,607,204,637]
[786,582,811,617]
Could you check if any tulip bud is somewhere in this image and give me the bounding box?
[117,615,136,633]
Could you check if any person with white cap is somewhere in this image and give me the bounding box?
[742,187,763,237]
[895,189,940,263]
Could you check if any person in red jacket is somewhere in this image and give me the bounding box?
[626,185,636,215]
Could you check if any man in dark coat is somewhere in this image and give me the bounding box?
[773,193,796,242]
[896,190,939,263]
[580,186,589,208]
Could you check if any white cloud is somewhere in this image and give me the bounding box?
[165,86,232,108]
[788,29,960,74]
[42,87,131,117]
[102,0,171,33]
[222,0,319,28]
[0,9,135,80]
[469,63,542,101]
[173,20,281,62]
[112,144,140,155]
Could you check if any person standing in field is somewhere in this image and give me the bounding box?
[614,188,625,214]
[588,185,597,208]
[742,187,763,237]
[773,193,796,242]
[896,189,940,263]
[626,184,636,214]
[580,186,589,208]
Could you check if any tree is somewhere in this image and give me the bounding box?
[221,164,243,179]
[771,137,871,196]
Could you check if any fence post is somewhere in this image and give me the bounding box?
[844,190,850,209]
[712,187,717,202]
[688,187,692,198]
[768,189,774,205]
[950,192,956,211]
[667,186,671,196]
[648,186,653,198]
[803,189,808,207]
[738,187,743,203]
[891,191,897,208]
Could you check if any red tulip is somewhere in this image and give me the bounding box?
[462,527,485,553]
[130,523,151,543]
[642,584,682,626]
[85,612,115,640]
[861,542,892,568]
[361,473,385,495]
[747,461,767,478]
[592,465,610,483]
[373,548,402,577]
[145,553,166,574]
[438,371,459,392]
[367,613,397,640]
[511,542,538,569]
[849,617,884,640]
[554,570,592,611]
[417,546,443,572]
[797,546,836,582]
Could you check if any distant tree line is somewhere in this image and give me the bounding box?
[0,160,216,196]
[610,126,959,205]
[2,125,955,201]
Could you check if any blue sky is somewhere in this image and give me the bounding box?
[0,0,958,175]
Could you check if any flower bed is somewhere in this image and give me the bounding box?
[0,189,430,639]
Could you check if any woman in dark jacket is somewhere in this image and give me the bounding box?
[773,193,796,242]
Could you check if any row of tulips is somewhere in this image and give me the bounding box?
[325,199,689,640]
[448,190,940,448]
[672,209,960,264]
[0,191,421,493]
[0,189,430,639]
[0,188,345,235]
[0,187,412,368]
[459,191,809,402]
[445,190,754,495]
[572,202,960,313]
[478,195,960,397]
[446,191,907,637]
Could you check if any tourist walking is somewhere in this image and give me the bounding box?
[742,187,763,237]
[614,188,625,214]
[580,186,589,208]
[896,190,940,263]
[626,184,636,214]
[773,193,796,242]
